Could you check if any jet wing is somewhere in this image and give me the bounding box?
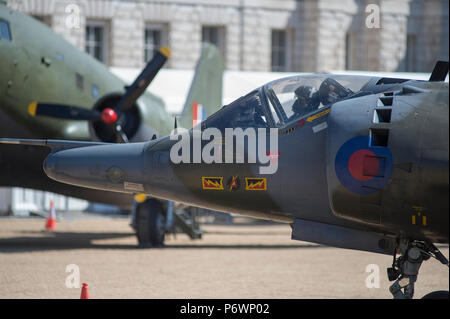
[0,138,109,150]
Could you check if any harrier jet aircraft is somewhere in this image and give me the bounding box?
[1,22,448,297]
[0,4,223,245]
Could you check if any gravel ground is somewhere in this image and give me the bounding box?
[0,217,448,299]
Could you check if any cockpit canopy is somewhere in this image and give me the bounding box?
[203,74,372,130]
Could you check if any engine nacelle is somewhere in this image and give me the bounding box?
[88,93,140,143]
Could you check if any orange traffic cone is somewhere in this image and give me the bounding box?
[45,200,56,231]
[80,283,90,299]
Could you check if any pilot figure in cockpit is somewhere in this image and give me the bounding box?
[291,78,353,119]
[317,77,354,105]
[291,85,321,117]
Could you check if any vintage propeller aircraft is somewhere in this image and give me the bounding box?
[0,4,223,245]
[2,59,448,299]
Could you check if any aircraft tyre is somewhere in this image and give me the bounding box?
[421,291,449,299]
[135,199,165,247]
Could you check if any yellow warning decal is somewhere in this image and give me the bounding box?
[306,109,330,122]
[245,177,267,191]
[202,177,224,190]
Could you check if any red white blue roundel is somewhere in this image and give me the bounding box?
[192,101,206,127]
[335,136,393,194]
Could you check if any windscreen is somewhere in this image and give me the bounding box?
[203,90,269,131]
[264,74,371,124]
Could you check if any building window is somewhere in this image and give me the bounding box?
[32,15,52,27]
[144,23,168,62]
[405,34,417,72]
[0,19,12,41]
[202,26,225,56]
[271,30,289,71]
[345,32,353,70]
[85,21,108,64]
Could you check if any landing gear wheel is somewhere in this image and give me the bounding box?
[135,199,165,247]
[421,291,449,299]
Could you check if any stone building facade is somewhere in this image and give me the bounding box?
[6,0,449,72]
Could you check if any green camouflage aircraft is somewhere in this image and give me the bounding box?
[0,4,223,244]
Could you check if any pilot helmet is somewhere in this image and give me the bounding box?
[294,85,317,110]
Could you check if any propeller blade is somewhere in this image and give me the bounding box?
[114,124,129,143]
[429,60,449,82]
[114,46,170,114]
[28,101,101,121]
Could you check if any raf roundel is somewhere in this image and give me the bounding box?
[334,136,393,195]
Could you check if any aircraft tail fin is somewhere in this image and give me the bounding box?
[429,61,449,82]
[178,43,224,129]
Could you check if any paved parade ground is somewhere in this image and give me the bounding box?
[0,217,448,299]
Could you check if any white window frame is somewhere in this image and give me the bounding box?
[345,32,352,70]
[144,23,169,63]
[85,20,109,65]
[271,29,292,72]
[202,25,226,59]
[405,34,417,72]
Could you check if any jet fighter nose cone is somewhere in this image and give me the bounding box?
[41,142,148,193]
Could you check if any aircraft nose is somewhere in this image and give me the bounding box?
[43,142,147,193]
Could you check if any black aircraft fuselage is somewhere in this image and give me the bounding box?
[36,74,449,246]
